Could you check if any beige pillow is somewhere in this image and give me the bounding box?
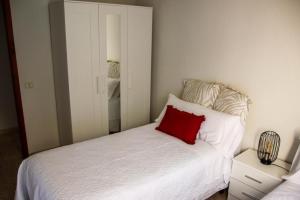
[181,79,220,108]
[213,86,251,122]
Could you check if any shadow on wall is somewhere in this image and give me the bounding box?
[286,129,300,163]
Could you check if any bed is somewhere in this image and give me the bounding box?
[16,80,249,200]
[16,123,232,200]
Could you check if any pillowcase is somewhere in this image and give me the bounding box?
[212,86,251,122]
[108,61,120,79]
[156,94,244,157]
[181,79,220,108]
[156,105,205,145]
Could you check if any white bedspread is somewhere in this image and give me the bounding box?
[262,181,300,200]
[16,123,231,200]
[263,144,300,200]
[263,170,300,200]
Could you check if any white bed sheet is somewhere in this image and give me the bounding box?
[263,168,300,200]
[262,181,300,200]
[263,145,300,200]
[16,123,232,200]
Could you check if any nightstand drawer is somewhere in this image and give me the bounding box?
[232,160,282,193]
[229,178,265,200]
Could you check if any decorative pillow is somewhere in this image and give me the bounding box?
[181,79,220,108]
[213,86,250,122]
[156,105,205,145]
[108,61,120,78]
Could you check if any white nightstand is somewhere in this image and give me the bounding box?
[228,149,291,200]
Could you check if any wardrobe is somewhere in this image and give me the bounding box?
[49,1,152,144]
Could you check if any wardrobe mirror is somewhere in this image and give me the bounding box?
[106,14,121,134]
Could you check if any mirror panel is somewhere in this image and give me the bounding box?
[106,14,121,134]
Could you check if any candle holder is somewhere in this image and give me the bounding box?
[257,131,280,165]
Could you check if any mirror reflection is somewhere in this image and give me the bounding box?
[106,14,121,134]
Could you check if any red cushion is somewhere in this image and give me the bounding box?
[156,105,205,145]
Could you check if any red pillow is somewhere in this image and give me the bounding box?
[156,105,205,145]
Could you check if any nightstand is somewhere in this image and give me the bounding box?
[228,149,291,200]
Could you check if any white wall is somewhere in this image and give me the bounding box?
[137,0,300,161]
[0,2,18,131]
[9,0,136,154]
[107,15,121,61]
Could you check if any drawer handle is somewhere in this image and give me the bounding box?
[245,175,262,184]
[242,192,259,200]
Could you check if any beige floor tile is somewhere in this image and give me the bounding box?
[207,190,228,200]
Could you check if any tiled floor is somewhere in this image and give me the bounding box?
[0,131,23,200]
[208,190,228,200]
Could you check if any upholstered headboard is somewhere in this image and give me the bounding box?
[182,79,252,123]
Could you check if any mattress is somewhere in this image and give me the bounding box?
[16,123,232,200]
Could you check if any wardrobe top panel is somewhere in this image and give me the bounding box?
[63,0,153,9]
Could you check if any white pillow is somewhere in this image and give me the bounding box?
[156,94,245,157]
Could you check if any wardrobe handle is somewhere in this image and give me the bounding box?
[102,76,106,95]
[96,76,100,94]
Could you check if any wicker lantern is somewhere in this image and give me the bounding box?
[257,131,280,165]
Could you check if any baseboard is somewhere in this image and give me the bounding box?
[0,127,19,135]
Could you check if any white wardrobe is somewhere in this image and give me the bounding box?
[49,1,152,144]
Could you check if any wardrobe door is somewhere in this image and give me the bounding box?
[99,4,128,132]
[127,7,152,129]
[64,2,106,142]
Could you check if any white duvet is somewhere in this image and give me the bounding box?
[262,145,300,200]
[16,123,231,200]
[262,180,300,200]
